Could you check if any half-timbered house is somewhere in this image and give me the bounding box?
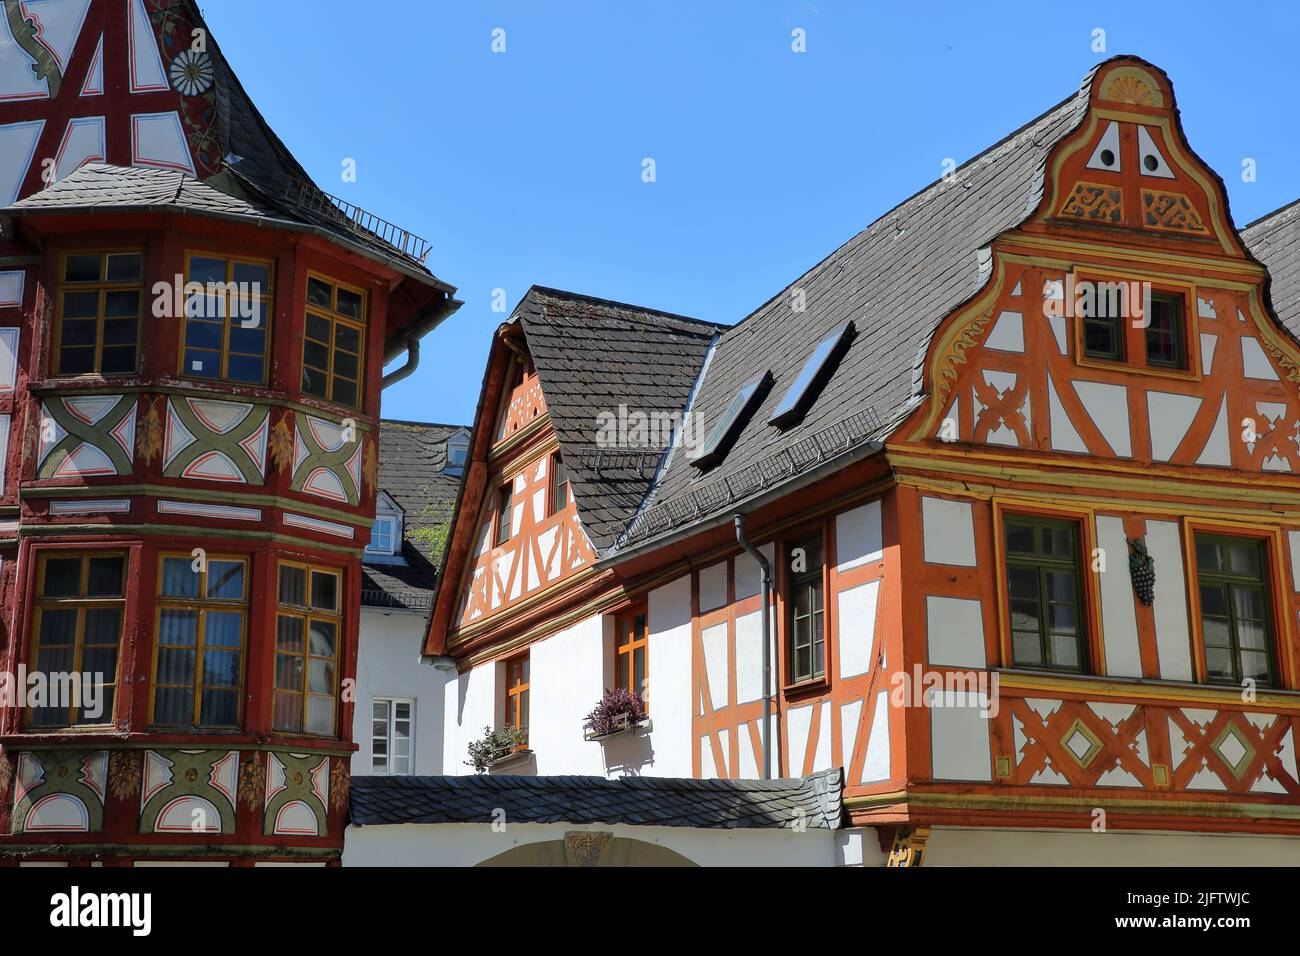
[0,0,459,865]
[352,56,1300,866]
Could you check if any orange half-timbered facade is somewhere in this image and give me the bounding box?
[0,0,459,865]
[419,57,1300,866]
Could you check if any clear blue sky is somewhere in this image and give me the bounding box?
[202,0,1300,427]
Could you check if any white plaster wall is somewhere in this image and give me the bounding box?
[1096,514,1143,677]
[351,607,444,776]
[1146,519,1193,681]
[529,613,607,776]
[343,821,840,867]
[644,574,694,777]
[921,496,976,566]
[925,826,1300,866]
[442,655,499,776]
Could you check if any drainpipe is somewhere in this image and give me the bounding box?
[735,514,774,779]
[381,339,420,389]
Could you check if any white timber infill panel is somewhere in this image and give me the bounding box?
[921,496,976,566]
[838,581,880,678]
[352,607,444,776]
[929,690,992,781]
[1146,520,1193,681]
[442,656,498,776]
[925,595,986,668]
[644,574,693,777]
[835,500,883,571]
[1096,515,1143,677]
[530,612,607,775]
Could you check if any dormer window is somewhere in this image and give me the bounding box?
[365,491,405,562]
[445,430,470,476]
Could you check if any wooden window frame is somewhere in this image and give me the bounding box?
[494,483,513,546]
[150,553,249,730]
[273,560,344,736]
[1144,290,1187,371]
[27,550,127,728]
[1001,514,1088,673]
[1183,518,1292,690]
[370,697,415,775]
[992,499,1104,674]
[781,528,828,689]
[301,272,366,410]
[549,451,569,517]
[504,653,529,734]
[178,251,274,386]
[54,249,145,377]
[1071,267,1200,381]
[614,606,649,708]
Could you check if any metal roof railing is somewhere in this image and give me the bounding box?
[616,405,884,549]
[281,177,433,265]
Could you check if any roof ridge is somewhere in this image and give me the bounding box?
[1242,196,1300,233]
[527,284,726,332]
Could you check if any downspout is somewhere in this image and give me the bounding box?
[381,338,420,389]
[735,514,775,779]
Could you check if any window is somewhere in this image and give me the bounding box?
[371,698,415,774]
[56,251,143,375]
[689,369,774,469]
[181,253,273,384]
[1004,516,1086,672]
[274,562,342,735]
[302,275,365,408]
[1145,291,1186,369]
[786,532,825,685]
[505,654,529,733]
[367,515,398,555]
[446,439,468,474]
[550,452,569,516]
[616,609,648,704]
[153,555,247,729]
[769,319,856,427]
[495,484,513,546]
[29,552,126,727]
[1194,535,1275,687]
[1082,285,1124,362]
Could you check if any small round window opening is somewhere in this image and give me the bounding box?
[1099,148,1116,167]
[1143,154,1159,172]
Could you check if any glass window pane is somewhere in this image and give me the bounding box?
[1205,646,1234,682]
[185,320,222,350]
[99,345,136,374]
[156,646,196,685]
[189,256,226,285]
[207,561,244,600]
[275,615,304,654]
[311,571,339,611]
[1227,542,1261,577]
[200,690,238,727]
[158,609,198,646]
[279,566,307,606]
[65,254,101,282]
[43,557,83,597]
[86,556,124,596]
[331,378,357,408]
[308,658,335,694]
[231,261,270,288]
[37,609,78,646]
[302,365,327,398]
[1196,539,1223,573]
[275,692,303,731]
[226,353,265,384]
[275,653,303,691]
[154,687,193,725]
[309,620,337,659]
[1011,630,1042,666]
[1049,632,1080,669]
[306,312,331,343]
[334,323,360,353]
[104,290,139,318]
[203,649,240,688]
[336,289,362,320]
[306,695,335,734]
[307,278,333,308]
[105,253,142,283]
[82,608,121,645]
[1198,584,1228,617]
[161,557,199,598]
[205,610,243,648]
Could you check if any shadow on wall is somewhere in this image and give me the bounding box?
[478,835,695,867]
[599,732,655,777]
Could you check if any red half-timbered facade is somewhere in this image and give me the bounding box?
[0,0,458,865]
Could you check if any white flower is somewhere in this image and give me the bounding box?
[170,49,214,96]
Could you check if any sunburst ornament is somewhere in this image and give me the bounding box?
[170,49,214,96]
[1100,69,1163,108]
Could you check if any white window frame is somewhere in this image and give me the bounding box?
[371,697,415,774]
[445,430,470,474]
[366,514,399,555]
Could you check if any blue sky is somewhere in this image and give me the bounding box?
[203,0,1300,426]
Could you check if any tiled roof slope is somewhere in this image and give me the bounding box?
[361,420,465,611]
[626,83,1092,549]
[349,767,843,829]
[10,163,278,218]
[518,287,724,551]
[1243,199,1300,338]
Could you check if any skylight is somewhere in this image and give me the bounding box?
[689,370,773,469]
[768,319,856,428]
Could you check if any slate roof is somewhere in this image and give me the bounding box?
[362,420,466,611]
[517,287,725,551]
[9,163,279,218]
[1243,198,1300,338]
[349,767,843,829]
[613,81,1095,551]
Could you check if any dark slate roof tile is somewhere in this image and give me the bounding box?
[1244,198,1300,337]
[349,767,844,830]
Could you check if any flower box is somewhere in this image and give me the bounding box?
[583,712,652,742]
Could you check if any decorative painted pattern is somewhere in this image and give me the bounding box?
[289,412,363,506]
[161,396,268,484]
[139,749,238,834]
[37,394,136,479]
[11,750,107,833]
[263,752,330,837]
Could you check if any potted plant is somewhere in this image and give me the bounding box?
[465,724,528,773]
[583,687,649,741]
